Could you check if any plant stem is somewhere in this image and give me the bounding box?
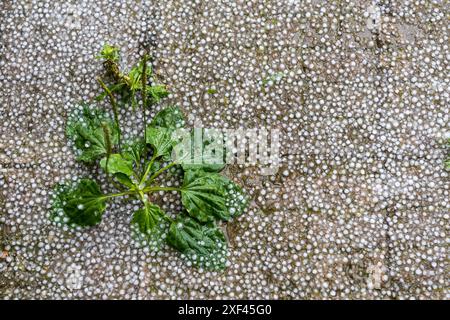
[148,161,177,183]
[98,77,121,150]
[139,153,157,187]
[136,190,174,224]
[101,123,125,191]
[110,179,127,192]
[141,54,148,142]
[102,190,136,199]
[143,186,182,193]
[137,190,146,203]
[101,122,112,178]
[104,58,121,82]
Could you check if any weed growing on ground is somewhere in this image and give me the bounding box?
[51,44,249,270]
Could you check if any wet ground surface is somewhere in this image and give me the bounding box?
[0,0,448,299]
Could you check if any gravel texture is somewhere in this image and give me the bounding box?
[0,0,448,299]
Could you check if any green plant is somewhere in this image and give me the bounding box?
[51,44,249,270]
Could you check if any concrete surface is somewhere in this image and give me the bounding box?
[0,0,448,299]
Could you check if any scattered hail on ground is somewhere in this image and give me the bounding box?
[0,0,448,299]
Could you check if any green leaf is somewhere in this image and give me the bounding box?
[147,84,169,105]
[96,44,120,62]
[66,104,118,163]
[142,161,162,187]
[100,154,134,177]
[51,179,107,227]
[181,170,249,222]
[180,155,225,172]
[128,60,153,91]
[167,214,227,270]
[181,158,225,172]
[175,129,225,172]
[122,139,146,168]
[131,202,168,251]
[150,106,185,130]
[114,173,135,188]
[100,150,142,187]
[146,127,177,160]
[145,106,186,160]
